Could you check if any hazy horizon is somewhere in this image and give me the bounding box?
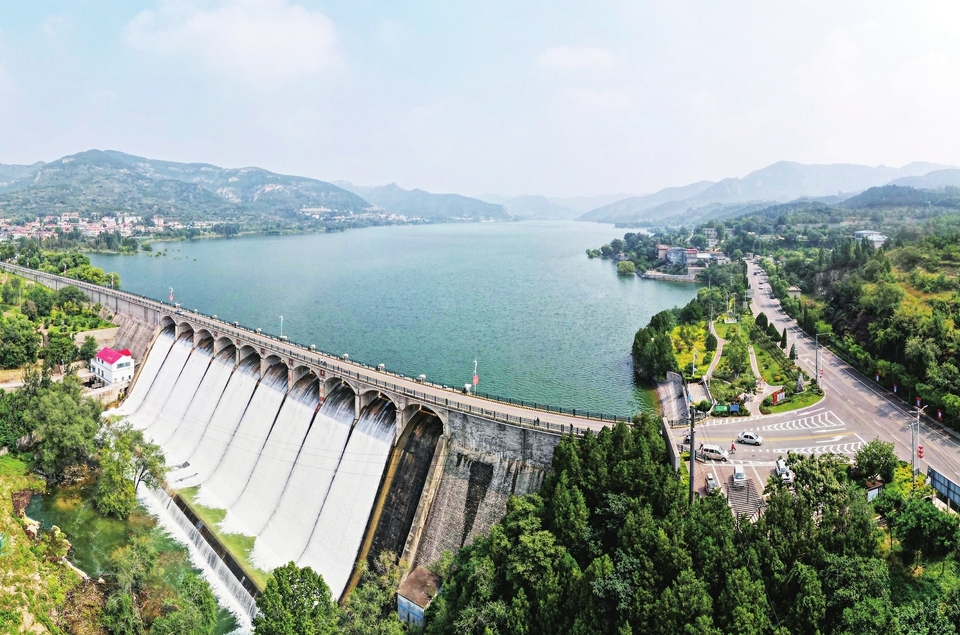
[1,1,959,198]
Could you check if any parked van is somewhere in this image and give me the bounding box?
[700,444,729,462]
[775,458,793,484]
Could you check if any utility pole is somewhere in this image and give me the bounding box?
[689,402,696,505]
[913,404,926,475]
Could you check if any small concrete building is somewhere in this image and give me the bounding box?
[90,347,134,384]
[854,230,888,249]
[787,286,802,299]
[656,244,671,260]
[665,247,687,265]
[397,566,440,628]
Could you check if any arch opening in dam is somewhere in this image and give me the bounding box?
[363,407,444,569]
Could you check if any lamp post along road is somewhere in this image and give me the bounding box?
[815,332,830,388]
[689,403,696,505]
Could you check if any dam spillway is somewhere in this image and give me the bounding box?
[116,321,566,605]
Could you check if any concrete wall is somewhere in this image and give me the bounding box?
[412,411,560,568]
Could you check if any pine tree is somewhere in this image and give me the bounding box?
[780,327,788,349]
[789,343,797,360]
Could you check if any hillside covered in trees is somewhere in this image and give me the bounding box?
[422,416,960,634]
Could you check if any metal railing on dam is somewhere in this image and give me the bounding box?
[0,262,633,436]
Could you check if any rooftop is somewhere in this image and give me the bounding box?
[397,566,440,609]
[95,347,132,365]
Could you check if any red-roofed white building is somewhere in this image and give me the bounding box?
[90,347,134,385]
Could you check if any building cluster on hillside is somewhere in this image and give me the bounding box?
[0,214,216,241]
[655,244,731,268]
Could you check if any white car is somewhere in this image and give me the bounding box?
[737,431,763,446]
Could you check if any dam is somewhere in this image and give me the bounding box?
[0,263,629,617]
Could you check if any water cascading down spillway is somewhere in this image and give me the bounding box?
[122,332,442,608]
[293,393,397,597]
[251,380,357,572]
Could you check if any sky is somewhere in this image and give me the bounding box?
[1,1,959,197]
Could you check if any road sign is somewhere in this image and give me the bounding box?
[938,408,943,421]
[916,396,922,408]
[875,373,879,382]
[893,383,898,393]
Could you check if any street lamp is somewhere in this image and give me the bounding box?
[815,332,831,387]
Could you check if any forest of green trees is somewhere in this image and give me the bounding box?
[418,417,960,634]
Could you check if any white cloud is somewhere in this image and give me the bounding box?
[40,14,72,41]
[536,46,618,74]
[124,0,341,88]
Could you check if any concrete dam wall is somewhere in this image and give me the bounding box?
[0,262,575,606]
[118,324,562,601]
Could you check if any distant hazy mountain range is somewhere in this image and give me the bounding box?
[2,150,956,228]
[0,150,508,224]
[475,193,634,220]
[335,182,510,221]
[577,161,955,225]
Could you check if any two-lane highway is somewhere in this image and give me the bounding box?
[742,260,960,482]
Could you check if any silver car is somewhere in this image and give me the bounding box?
[737,431,763,446]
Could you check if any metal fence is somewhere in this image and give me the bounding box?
[928,467,960,509]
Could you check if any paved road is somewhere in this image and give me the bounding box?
[685,260,960,498]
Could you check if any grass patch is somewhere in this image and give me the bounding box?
[713,320,739,340]
[763,390,824,414]
[177,486,270,589]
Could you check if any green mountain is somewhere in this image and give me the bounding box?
[337,182,510,220]
[0,150,371,223]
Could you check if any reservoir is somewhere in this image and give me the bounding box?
[91,221,697,415]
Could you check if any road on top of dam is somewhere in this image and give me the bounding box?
[0,262,627,435]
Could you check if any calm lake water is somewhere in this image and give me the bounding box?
[91,221,697,415]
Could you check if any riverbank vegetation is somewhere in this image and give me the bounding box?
[0,366,231,634]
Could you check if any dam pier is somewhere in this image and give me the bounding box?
[0,263,628,618]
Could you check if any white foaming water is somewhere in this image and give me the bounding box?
[149,344,213,447]
[196,365,287,511]
[133,337,194,435]
[180,359,261,497]
[164,350,236,467]
[297,400,395,597]
[252,386,356,571]
[113,329,176,415]
[222,379,319,537]
[138,486,255,633]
